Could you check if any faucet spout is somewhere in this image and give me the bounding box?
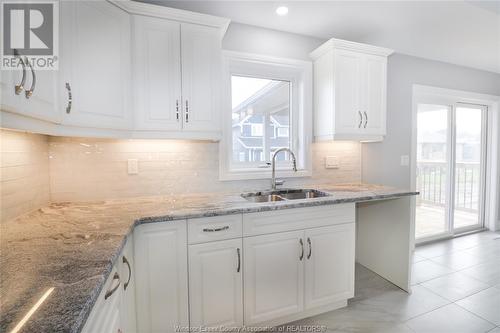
[271,148,297,190]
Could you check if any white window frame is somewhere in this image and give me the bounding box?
[411,84,500,238]
[219,51,312,181]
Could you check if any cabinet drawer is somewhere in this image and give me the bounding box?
[188,214,243,244]
[243,203,355,237]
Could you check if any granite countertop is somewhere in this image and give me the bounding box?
[0,183,418,333]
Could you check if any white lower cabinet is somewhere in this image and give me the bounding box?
[134,221,189,333]
[243,230,305,325]
[189,238,243,328]
[120,235,137,332]
[304,224,355,310]
[82,236,136,333]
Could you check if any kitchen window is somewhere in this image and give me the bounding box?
[220,51,312,180]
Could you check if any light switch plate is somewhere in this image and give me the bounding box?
[128,159,139,174]
[325,156,339,169]
[400,155,410,167]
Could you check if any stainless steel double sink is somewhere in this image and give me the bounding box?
[241,189,329,203]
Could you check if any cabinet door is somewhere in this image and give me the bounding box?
[133,16,182,131]
[120,235,137,333]
[243,231,304,325]
[362,55,387,136]
[60,1,131,129]
[82,264,123,333]
[333,50,363,134]
[189,239,243,328]
[304,223,355,310]
[0,64,22,113]
[180,23,221,133]
[134,221,189,333]
[0,60,59,123]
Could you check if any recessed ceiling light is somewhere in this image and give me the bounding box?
[276,6,288,16]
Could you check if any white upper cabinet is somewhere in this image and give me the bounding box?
[132,16,182,131]
[180,23,221,134]
[59,0,132,129]
[1,57,59,124]
[310,38,393,142]
[132,12,224,138]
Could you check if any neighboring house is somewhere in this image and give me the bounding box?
[231,81,291,163]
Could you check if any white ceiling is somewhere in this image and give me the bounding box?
[137,1,500,74]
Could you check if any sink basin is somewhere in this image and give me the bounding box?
[241,189,329,202]
[279,189,329,200]
[241,193,285,203]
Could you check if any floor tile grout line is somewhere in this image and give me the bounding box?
[453,298,499,328]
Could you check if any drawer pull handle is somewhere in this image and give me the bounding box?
[236,248,241,273]
[299,238,304,261]
[104,272,120,300]
[123,256,131,291]
[202,226,229,232]
[307,237,312,259]
[24,60,36,98]
[364,111,368,128]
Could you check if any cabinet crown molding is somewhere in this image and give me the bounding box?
[310,38,394,60]
[110,0,230,39]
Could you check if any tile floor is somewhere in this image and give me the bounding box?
[288,231,500,332]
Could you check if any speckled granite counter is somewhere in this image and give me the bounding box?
[0,184,418,333]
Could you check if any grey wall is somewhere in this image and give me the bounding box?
[223,22,324,60]
[362,54,500,189]
[362,54,500,229]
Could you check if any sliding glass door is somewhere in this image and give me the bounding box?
[415,103,487,241]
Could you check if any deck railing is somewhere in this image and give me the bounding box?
[416,161,480,211]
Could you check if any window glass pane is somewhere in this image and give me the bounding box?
[231,75,291,165]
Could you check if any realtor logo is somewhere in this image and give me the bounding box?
[1,1,59,70]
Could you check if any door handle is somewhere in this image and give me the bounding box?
[65,83,72,114]
[104,272,121,300]
[358,111,363,128]
[364,111,368,128]
[123,256,131,291]
[185,100,189,123]
[236,248,241,273]
[202,226,229,232]
[176,99,180,121]
[307,237,312,259]
[25,60,36,98]
[299,238,304,261]
[14,51,26,95]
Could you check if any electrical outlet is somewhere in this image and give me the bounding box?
[127,159,139,175]
[325,156,339,169]
[400,155,410,167]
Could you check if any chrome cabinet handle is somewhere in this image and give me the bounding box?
[363,111,368,128]
[176,100,180,121]
[299,238,304,261]
[202,226,229,232]
[236,248,241,273]
[185,100,189,123]
[14,52,26,95]
[104,272,120,300]
[123,256,131,291]
[65,83,72,114]
[307,237,312,259]
[25,60,36,98]
[358,111,363,128]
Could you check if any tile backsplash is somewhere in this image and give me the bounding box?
[48,137,361,202]
[0,129,50,222]
[0,128,361,220]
